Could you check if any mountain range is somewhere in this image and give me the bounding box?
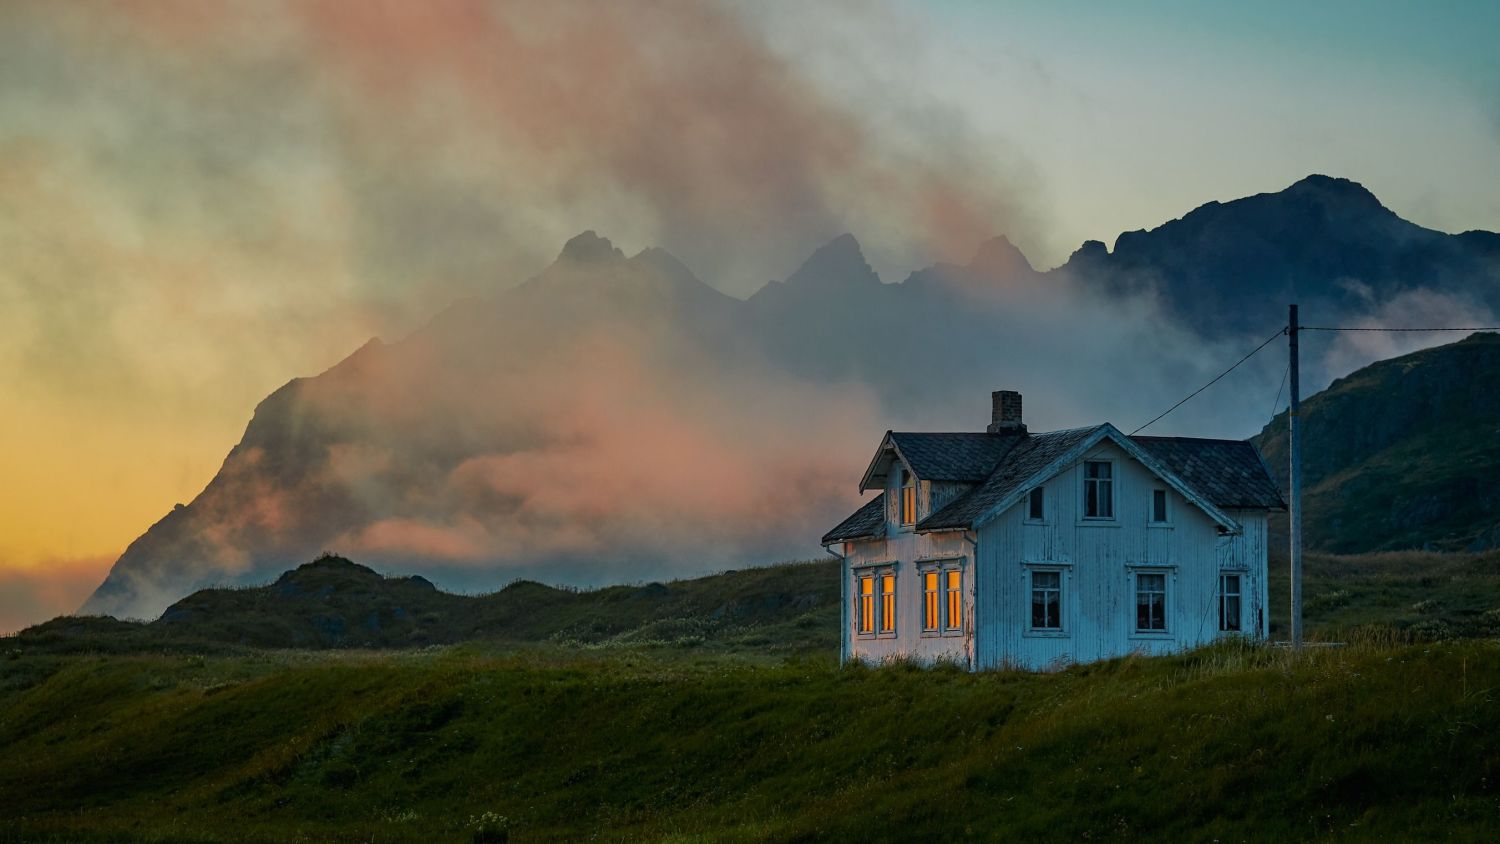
[83,175,1500,620]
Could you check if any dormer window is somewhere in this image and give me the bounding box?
[900,469,916,526]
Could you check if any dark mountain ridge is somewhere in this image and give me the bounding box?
[1255,331,1500,553]
[82,175,1500,620]
[1064,174,1500,333]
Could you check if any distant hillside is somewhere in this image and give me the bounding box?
[24,555,838,652]
[1254,332,1500,552]
[82,175,1500,621]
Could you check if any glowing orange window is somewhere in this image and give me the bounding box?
[922,571,939,631]
[880,574,896,633]
[858,576,874,634]
[900,470,916,525]
[944,570,962,632]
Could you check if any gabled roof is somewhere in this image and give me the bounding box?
[1131,436,1286,511]
[821,493,886,545]
[858,432,1022,492]
[919,427,1099,530]
[825,421,1285,542]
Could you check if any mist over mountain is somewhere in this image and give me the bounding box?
[84,176,1500,620]
[1067,175,1500,335]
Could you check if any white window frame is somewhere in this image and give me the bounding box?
[1148,487,1172,526]
[1022,562,1071,638]
[917,558,966,638]
[1080,458,1117,523]
[877,567,898,638]
[1025,486,1046,524]
[855,572,877,639]
[898,469,917,528]
[1128,565,1175,638]
[852,560,899,639]
[941,564,964,637]
[1218,572,1244,633]
[918,564,941,635]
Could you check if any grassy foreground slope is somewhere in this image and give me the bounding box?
[3,639,1499,843]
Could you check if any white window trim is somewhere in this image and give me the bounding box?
[854,571,877,639]
[875,566,899,639]
[1022,562,1072,638]
[898,469,917,529]
[1148,486,1173,527]
[1024,486,1047,524]
[917,562,942,637]
[1218,572,1245,634]
[1127,565,1176,639]
[916,558,966,638]
[1078,457,1119,525]
[941,562,964,637]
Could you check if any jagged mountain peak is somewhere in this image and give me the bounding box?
[556,230,625,264]
[783,233,880,289]
[969,235,1034,276]
[1283,173,1382,205]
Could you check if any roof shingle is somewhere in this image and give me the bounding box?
[1131,436,1285,511]
[821,493,886,544]
[888,432,1022,483]
[920,427,1099,530]
[825,424,1285,540]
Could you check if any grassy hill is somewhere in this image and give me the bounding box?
[8,552,1500,840]
[16,555,839,654]
[21,547,1500,655]
[1,638,1498,842]
[1254,332,1500,553]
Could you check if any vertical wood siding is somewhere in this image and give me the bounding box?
[975,441,1270,670]
[840,441,1272,671]
[841,463,976,667]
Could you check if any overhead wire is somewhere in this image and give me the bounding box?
[1130,328,1286,436]
[1299,325,1500,332]
[1268,363,1289,422]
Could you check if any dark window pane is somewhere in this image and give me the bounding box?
[1153,489,1167,522]
[1029,488,1044,520]
[1137,574,1166,631]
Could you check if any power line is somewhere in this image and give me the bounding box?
[1130,328,1286,436]
[1299,326,1500,332]
[1268,363,1289,423]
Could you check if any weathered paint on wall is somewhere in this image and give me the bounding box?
[840,455,976,667]
[976,440,1268,670]
[841,440,1271,672]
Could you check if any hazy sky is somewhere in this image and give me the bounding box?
[1,0,1497,631]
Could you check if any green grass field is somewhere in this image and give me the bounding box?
[5,551,1500,842]
[4,640,1500,841]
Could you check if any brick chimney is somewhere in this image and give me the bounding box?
[987,390,1026,434]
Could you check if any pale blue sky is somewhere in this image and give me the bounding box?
[856,0,1500,268]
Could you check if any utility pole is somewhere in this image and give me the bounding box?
[1288,304,1303,649]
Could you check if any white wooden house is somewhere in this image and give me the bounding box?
[822,391,1285,671]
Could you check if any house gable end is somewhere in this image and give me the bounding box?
[967,424,1242,533]
[858,432,916,493]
